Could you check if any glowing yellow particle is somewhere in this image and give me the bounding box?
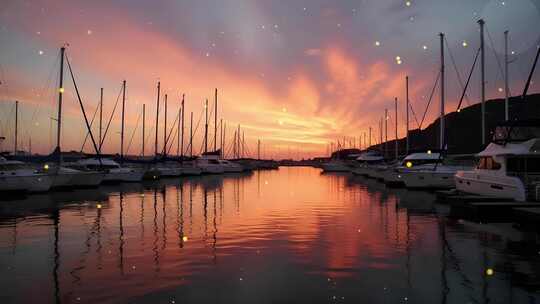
[182,236,188,242]
[44,164,49,170]
[97,204,102,209]
[427,150,432,154]
[405,1,411,6]
[462,41,468,47]
[406,161,413,168]
[59,87,65,93]
[486,268,494,276]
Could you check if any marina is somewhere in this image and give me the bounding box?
[2,0,540,303]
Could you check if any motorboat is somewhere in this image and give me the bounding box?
[352,151,385,177]
[42,164,105,188]
[196,152,225,174]
[385,151,444,186]
[321,159,351,172]
[0,157,53,193]
[77,158,144,182]
[397,151,472,189]
[218,159,244,173]
[455,120,540,201]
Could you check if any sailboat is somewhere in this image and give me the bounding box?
[0,156,53,193]
[195,91,227,174]
[352,150,385,177]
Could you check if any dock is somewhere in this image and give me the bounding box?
[436,190,540,224]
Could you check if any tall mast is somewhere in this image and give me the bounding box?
[181,94,185,158]
[439,32,445,150]
[154,81,160,158]
[237,125,240,158]
[220,118,223,158]
[163,94,167,157]
[258,139,261,160]
[479,19,486,145]
[504,30,509,121]
[369,126,371,148]
[177,103,181,157]
[242,131,245,158]
[14,100,18,155]
[56,47,65,163]
[99,88,103,153]
[395,97,398,159]
[121,80,126,162]
[384,109,388,157]
[142,104,145,157]
[204,99,208,153]
[223,122,227,158]
[190,112,193,157]
[214,88,217,152]
[405,76,409,154]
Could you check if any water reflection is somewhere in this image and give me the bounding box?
[0,167,539,303]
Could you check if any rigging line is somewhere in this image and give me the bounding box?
[183,107,205,156]
[444,36,471,106]
[162,109,180,156]
[79,103,100,153]
[408,103,421,129]
[485,25,509,95]
[166,119,179,156]
[99,83,123,150]
[125,109,142,156]
[419,71,440,130]
[65,53,101,158]
[457,47,481,112]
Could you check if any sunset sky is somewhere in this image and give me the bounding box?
[1,0,539,159]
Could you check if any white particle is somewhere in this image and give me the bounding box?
[274,24,278,29]
[261,25,265,29]
[87,29,92,35]
[404,297,408,301]
[409,16,415,21]
[423,45,428,50]
[206,52,210,57]
[36,31,41,35]
[498,87,503,92]
[511,51,515,55]
[337,23,341,27]
[462,41,468,47]
[375,41,381,46]
[38,50,44,55]
[239,277,243,281]
[405,1,411,7]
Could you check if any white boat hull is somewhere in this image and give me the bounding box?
[181,166,202,175]
[455,171,526,201]
[69,172,105,187]
[0,174,53,193]
[400,170,455,189]
[104,169,144,182]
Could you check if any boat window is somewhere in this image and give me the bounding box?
[477,157,501,170]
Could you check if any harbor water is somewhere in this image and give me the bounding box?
[1,167,539,303]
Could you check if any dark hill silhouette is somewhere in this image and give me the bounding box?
[371,93,540,157]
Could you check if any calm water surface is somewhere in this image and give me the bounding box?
[1,167,539,303]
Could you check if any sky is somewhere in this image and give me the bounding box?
[0,0,539,159]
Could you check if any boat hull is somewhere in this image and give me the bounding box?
[400,170,455,189]
[455,171,526,201]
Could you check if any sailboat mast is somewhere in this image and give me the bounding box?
[504,30,509,121]
[395,97,398,159]
[479,19,486,145]
[177,104,181,157]
[405,76,409,154]
[220,118,223,158]
[190,111,193,157]
[154,82,160,158]
[163,94,167,157]
[14,100,18,155]
[142,104,145,157]
[223,122,226,158]
[214,88,217,152]
[181,95,185,158]
[258,139,261,160]
[369,127,371,148]
[56,47,65,163]
[439,32,445,150]
[121,80,126,161]
[99,88,103,153]
[384,109,388,157]
[204,99,208,153]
